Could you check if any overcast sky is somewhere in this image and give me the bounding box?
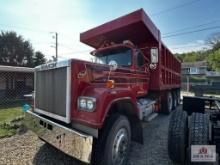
[0,0,220,61]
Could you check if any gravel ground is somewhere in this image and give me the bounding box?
[0,111,177,165]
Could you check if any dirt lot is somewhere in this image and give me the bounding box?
[0,110,177,165]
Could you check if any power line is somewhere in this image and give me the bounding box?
[44,50,93,60]
[59,43,75,51]
[150,0,202,16]
[0,0,208,42]
[58,49,92,56]
[52,43,211,57]
[59,33,74,41]
[170,43,211,50]
[0,0,203,37]
[0,24,50,34]
[162,26,220,38]
[50,27,218,55]
[0,24,74,40]
[162,19,220,35]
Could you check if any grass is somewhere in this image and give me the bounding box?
[0,128,16,138]
[0,107,23,124]
[0,107,24,138]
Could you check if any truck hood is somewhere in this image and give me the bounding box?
[73,59,134,85]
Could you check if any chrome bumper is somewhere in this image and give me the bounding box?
[24,111,93,163]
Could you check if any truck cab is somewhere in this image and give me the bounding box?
[92,42,153,96]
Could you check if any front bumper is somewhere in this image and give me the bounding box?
[24,111,93,163]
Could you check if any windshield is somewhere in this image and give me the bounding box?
[95,47,132,67]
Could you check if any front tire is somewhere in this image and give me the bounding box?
[92,114,131,165]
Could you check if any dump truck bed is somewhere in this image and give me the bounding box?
[80,9,181,91]
[80,9,159,48]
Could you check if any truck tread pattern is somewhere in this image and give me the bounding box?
[91,114,127,165]
[188,113,214,165]
[189,113,209,145]
[162,92,173,114]
[168,109,188,164]
[91,114,118,165]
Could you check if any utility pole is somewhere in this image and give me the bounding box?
[51,32,58,61]
[55,32,58,60]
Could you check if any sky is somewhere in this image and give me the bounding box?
[0,0,220,61]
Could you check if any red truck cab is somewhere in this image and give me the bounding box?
[24,9,181,165]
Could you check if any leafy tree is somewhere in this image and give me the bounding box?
[174,53,184,62]
[175,51,207,63]
[33,51,46,66]
[175,36,220,72]
[183,52,197,62]
[0,31,46,67]
[0,31,34,67]
[207,32,220,51]
[208,49,220,72]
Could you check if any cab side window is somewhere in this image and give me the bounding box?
[137,52,145,68]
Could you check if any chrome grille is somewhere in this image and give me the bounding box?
[35,61,71,123]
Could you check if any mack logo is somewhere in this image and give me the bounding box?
[41,62,57,70]
[78,70,87,78]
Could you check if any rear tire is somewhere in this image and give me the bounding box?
[168,109,188,164]
[92,114,131,165]
[172,91,177,110]
[162,91,173,114]
[177,89,181,105]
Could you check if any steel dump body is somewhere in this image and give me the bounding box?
[80,9,181,91]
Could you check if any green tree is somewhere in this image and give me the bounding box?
[0,31,34,67]
[208,49,220,72]
[33,51,46,66]
[175,33,220,72]
[206,33,220,71]
[175,53,184,62]
[182,52,197,62]
[207,32,220,51]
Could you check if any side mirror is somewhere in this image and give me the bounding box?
[150,48,159,64]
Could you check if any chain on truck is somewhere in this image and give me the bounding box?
[24,9,181,165]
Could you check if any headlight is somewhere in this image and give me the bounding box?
[87,100,94,110]
[78,97,96,112]
[79,99,87,109]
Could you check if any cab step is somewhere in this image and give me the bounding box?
[144,113,158,122]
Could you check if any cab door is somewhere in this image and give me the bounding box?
[135,50,150,96]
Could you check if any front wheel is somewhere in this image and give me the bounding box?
[92,114,131,165]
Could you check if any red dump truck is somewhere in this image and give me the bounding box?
[24,9,181,165]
